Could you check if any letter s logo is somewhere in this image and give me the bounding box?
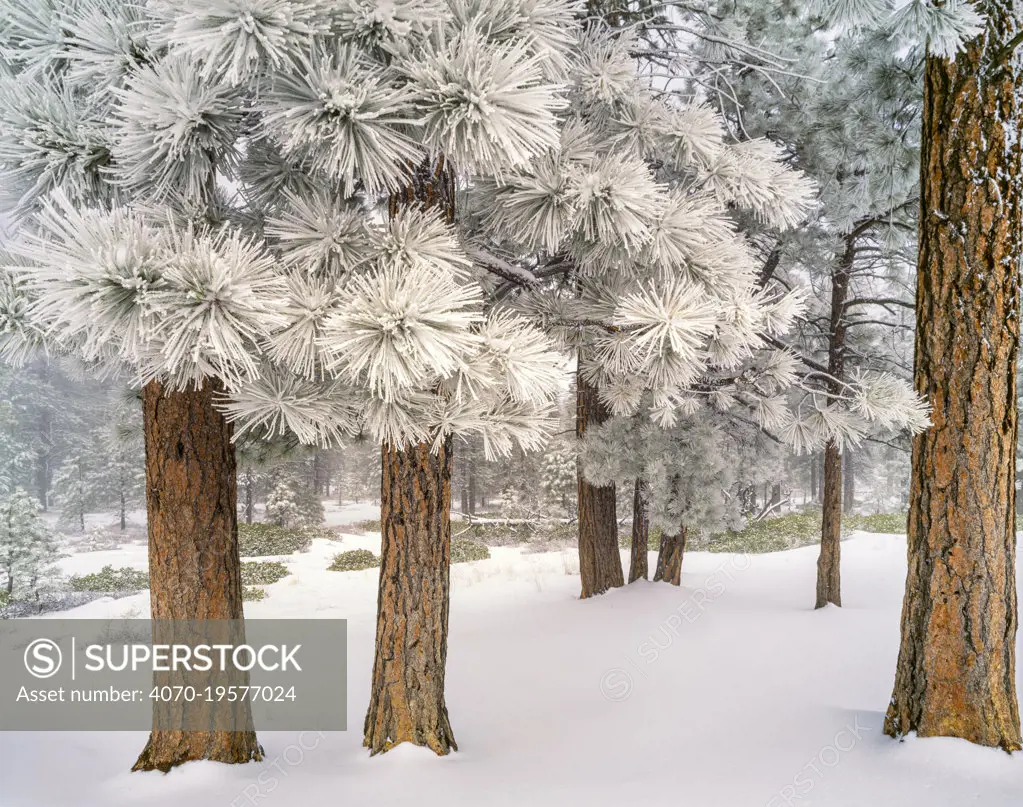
[24,638,62,679]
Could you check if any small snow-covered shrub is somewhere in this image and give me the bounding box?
[240,561,290,586]
[264,476,324,528]
[70,565,150,592]
[844,512,907,534]
[540,446,576,512]
[237,523,323,556]
[700,509,912,554]
[702,513,818,553]
[0,491,65,601]
[450,538,490,564]
[328,549,380,572]
[355,519,382,533]
[243,586,267,602]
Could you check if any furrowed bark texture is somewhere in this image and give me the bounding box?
[885,4,1022,751]
[629,478,649,583]
[365,157,458,756]
[133,380,260,773]
[816,233,853,609]
[654,526,686,587]
[576,367,624,598]
[364,438,456,755]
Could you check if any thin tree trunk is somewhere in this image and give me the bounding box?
[364,439,456,756]
[365,156,458,756]
[810,455,818,503]
[816,233,853,609]
[133,380,261,772]
[842,449,855,514]
[120,489,126,531]
[467,453,477,517]
[885,5,1022,751]
[629,478,649,583]
[816,439,842,608]
[653,526,686,587]
[576,367,624,598]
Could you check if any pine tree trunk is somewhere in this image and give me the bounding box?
[120,490,126,531]
[653,526,686,586]
[467,455,477,517]
[576,367,624,598]
[810,455,818,502]
[885,5,1022,751]
[843,449,855,514]
[629,478,649,583]
[365,156,458,756]
[816,439,842,609]
[133,380,261,772]
[244,472,254,524]
[816,233,853,609]
[364,439,456,756]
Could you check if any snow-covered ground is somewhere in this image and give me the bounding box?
[3,523,1022,806]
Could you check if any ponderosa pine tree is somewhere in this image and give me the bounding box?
[475,13,930,598]
[0,0,576,762]
[679,0,939,608]
[475,23,818,597]
[0,488,61,602]
[92,404,145,532]
[884,0,1023,751]
[1,0,574,763]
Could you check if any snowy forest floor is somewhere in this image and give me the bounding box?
[2,507,1022,806]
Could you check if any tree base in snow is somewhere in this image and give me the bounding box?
[133,731,262,773]
[364,440,457,757]
[654,528,685,586]
[628,478,649,583]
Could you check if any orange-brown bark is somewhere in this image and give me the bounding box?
[364,439,456,755]
[885,3,1022,750]
[133,380,261,772]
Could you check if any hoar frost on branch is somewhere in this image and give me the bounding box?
[470,20,927,457]
[0,0,930,467]
[0,0,585,460]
